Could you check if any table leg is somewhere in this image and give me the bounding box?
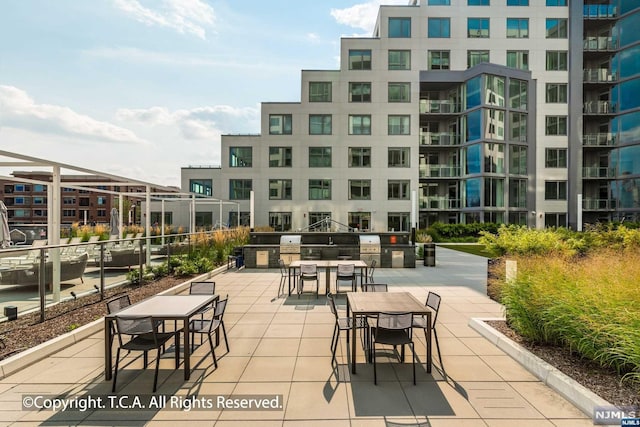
[426,312,432,373]
[104,318,113,380]
[184,317,191,380]
[349,300,357,374]
[288,267,292,296]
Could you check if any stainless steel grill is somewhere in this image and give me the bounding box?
[279,235,301,254]
[359,235,381,266]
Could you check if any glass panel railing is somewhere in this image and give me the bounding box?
[419,197,461,209]
[583,69,616,82]
[419,132,461,146]
[419,100,461,114]
[419,165,461,178]
[584,101,616,114]
[582,133,616,146]
[582,166,615,178]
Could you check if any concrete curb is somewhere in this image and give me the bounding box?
[469,317,610,417]
[0,265,228,380]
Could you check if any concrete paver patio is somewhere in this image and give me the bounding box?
[0,247,592,426]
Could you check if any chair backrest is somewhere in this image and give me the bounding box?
[278,259,287,276]
[115,316,157,345]
[368,259,377,276]
[377,312,412,331]
[326,292,338,319]
[426,291,441,325]
[300,263,317,275]
[213,296,229,319]
[337,263,355,275]
[365,283,388,292]
[106,295,131,314]
[190,281,216,295]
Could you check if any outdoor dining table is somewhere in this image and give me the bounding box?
[288,259,368,295]
[346,291,432,375]
[104,294,218,381]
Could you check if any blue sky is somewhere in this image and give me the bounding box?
[0,0,406,187]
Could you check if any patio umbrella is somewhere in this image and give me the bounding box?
[0,200,10,249]
[109,207,120,238]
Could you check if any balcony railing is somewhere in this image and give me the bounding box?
[583,198,617,210]
[419,100,461,114]
[583,101,616,114]
[582,133,616,146]
[583,69,617,83]
[583,4,617,19]
[583,36,618,51]
[582,166,614,178]
[419,165,460,178]
[419,197,461,210]
[419,132,461,146]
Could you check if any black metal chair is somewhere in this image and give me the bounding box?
[327,293,368,363]
[189,296,230,369]
[112,316,179,393]
[335,263,356,293]
[278,259,298,297]
[367,259,377,283]
[412,291,443,373]
[298,263,319,298]
[364,283,388,292]
[371,312,416,385]
[188,281,216,343]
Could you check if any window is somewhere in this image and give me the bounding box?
[33,184,45,192]
[269,212,292,232]
[269,179,292,200]
[309,212,331,230]
[429,0,450,4]
[309,147,331,167]
[509,79,527,109]
[151,212,173,225]
[546,18,567,38]
[349,180,371,200]
[388,147,410,167]
[33,197,45,205]
[428,18,450,38]
[388,50,411,70]
[507,50,529,70]
[469,0,489,4]
[269,114,292,135]
[309,82,332,102]
[507,18,528,38]
[388,115,410,135]
[509,145,527,175]
[546,83,568,103]
[389,17,411,38]
[388,212,410,232]
[388,82,410,102]
[545,116,567,135]
[546,0,567,6]
[349,82,371,102]
[229,147,252,167]
[97,196,107,205]
[229,179,252,200]
[309,179,331,200]
[509,179,527,208]
[428,50,450,70]
[546,51,568,71]
[468,18,489,38]
[195,212,213,227]
[484,143,505,172]
[545,148,567,168]
[349,147,372,167]
[486,75,505,107]
[97,209,106,218]
[545,213,567,228]
[63,197,76,205]
[63,209,76,217]
[388,180,410,200]
[190,179,212,196]
[349,212,371,231]
[349,115,371,135]
[33,209,46,217]
[14,184,26,192]
[349,49,372,70]
[484,178,505,207]
[467,50,489,68]
[229,211,250,227]
[507,0,528,5]
[309,115,332,135]
[269,147,292,167]
[545,181,567,200]
[510,112,528,142]
[14,197,26,205]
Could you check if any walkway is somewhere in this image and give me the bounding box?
[0,248,592,426]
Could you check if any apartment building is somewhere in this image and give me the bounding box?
[182,0,640,231]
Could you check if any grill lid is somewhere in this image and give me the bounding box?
[280,235,301,245]
[359,235,381,253]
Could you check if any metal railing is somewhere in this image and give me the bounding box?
[582,166,615,178]
[419,100,461,114]
[419,164,461,178]
[583,69,617,83]
[419,197,461,210]
[583,36,618,51]
[583,101,616,114]
[419,132,461,146]
[582,133,616,146]
[583,198,617,210]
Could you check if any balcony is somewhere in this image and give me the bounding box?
[419,132,460,146]
[419,100,461,114]
[419,197,461,210]
[583,198,616,210]
[419,164,460,178]
[583,36,618,51]
[583,69,617,83]
[583,100,616,114]
[583,4,617,19]
[582,166,614,178]
[582,133,616,146]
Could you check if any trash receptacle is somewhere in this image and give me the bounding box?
[424,243,436,267]
[235,255,244,268]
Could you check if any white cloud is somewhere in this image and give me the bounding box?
[112,0,215,39]
[330,0,408,34]
[116,105,260,140]
[0,85,146,145]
